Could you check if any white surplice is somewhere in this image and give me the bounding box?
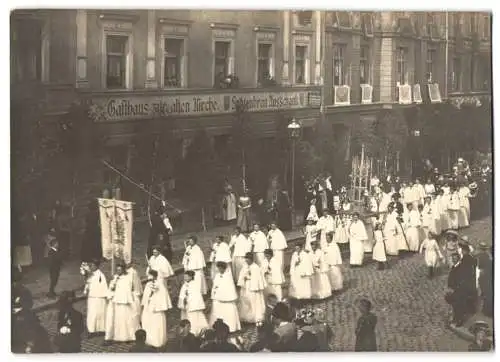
[372,230,387,262]
[105,274,136,342]
[182,244,208,295]
[317,215,335,250]
[147,254,174,309]
[260,256,284,301]
[268,228,287,270]
[126,266,143,331]
[348,220,368,265]
[304,224,319,251]
[177,280,208,336]
[458,186,471,227]
[210,242,232,280]
[323,242,343,290]
[289,250,314,300]
[405,209,422,252]
[383,213,400,256]
[237,263,267,323]
[141,280,170,348]
[210,270,241,332]
[311,249,332,299]
[229,233,252,282]
[307,204,319,222]
[85,269,108,333]
[250,230,269,267]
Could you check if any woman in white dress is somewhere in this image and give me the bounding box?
[141,269,170,348]
[146,246,174,308]
[249,223,269,267]
[267,222,288,270]
[210,236,232,280]
[177,270,208,336]
[317,210,335,250]
[289,243,314,303]
[126,262,143,332]
[383,207,399,256]
[404,203,422,252]
[310,241,332,300]
[372,222,387,270]
[84,259,108,336]
[458,183,471,228]
[448,186,461,230]
[348,213,368,267]
[419,232,444,279]
[261,249,284,301]
[237,252,267,324]
[210,262,241,332]
[182,236,208,295]
[436,189,450,231]
[229,227,252,283]
[306,198,319,223]
[324,233,343,291]
[334,213,349,245]
[304,217,319,252]
[104,264,136,343]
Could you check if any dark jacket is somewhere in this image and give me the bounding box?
[129,343,157,352]
[355,313,377,352]
[56,308,85,353]
[274,322,297,351]
[12,310,52,353]
[200,341,240,352]
[178,333,201,352]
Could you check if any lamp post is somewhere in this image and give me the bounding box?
[412,129,421,179]
[287,118,301,226]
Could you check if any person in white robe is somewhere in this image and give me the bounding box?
[436,189,449,231]
[267,222,287,270]
[237,252,267,324]
[419,232,444,278]
[210,262,241,332]
[304,217,319,251]
[141,269,170,348]
[348,213,368,266]
[317,210,335,250]
[424,179,436,197]
[404,203,422,252]
[229,227,251,283]
[177,270,208,336]
[334,214,349,245]
[422,196,436,236]
[458,184,471,228]
[146,246,174,308]
[448,187,461,230]
[372,222,387,270]
[306,198,319,222]
[126,262,143,332]
[323,233,343,291]
[310,241,332,300]
[430,195,442,235]
[413,179,426,206]
[249,223,269,267]
[383,207,399,256]
[182,236,208,295]
[84,259,108,336]
[261,249,284,301]
[289,243,314,302]
[210,236,232,280]
[104,264,136,343]
[222,185,237,222]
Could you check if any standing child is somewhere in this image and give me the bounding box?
[310,241,332,300]
[210,262,241,333]
[250,224,269,267]
[334,213,349,246]
[419,232,444,278]
[372,222,387,270]
[229,227,252,282]
[237,252,267,324]
[324,233,343,292]
[177,270,208,336]
[306,198,319,223]
[304,217,318,252]
[355,299,377,352]
[261,249,285,301]
[289,243,314,304]
[182,236,208,296]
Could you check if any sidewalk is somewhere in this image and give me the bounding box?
[23,221,304,312]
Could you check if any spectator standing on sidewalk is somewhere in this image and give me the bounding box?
[354,299,377,352]
[44,228,64,298]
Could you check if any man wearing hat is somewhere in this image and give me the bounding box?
[476,241,493,317]
[446,253,469,327]
[458,240,478,315]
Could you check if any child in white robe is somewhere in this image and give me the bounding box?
[317,210,335,250]
[419,232,444,278]
[141,269,170,348]
[261,249,284,301]
[249,224,269,267]
[178,270,208,336]
[324,232,343,291]
[458,184,471,228]
[182,235,208,295]
[348,213,368,266]
[310,241,332,300]
[334,214,349,245]
[126,262,143,332]
[267,222,288,270]
[210,236,232,280]
[383,208,399,256]
[306,198,319,222]
[372,222,387,270]
[84,259,108,336]
[237,252,267,324]
[405,203,422,252]
[304,217,319,252]
[210,262,241,332]
[436,189,450,231]
[229,227,251,283]
[289,243,314,302]
[105,264,136,343]
[448,187,461,230]
[147,246,173,309]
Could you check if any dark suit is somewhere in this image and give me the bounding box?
[274,322,297,351]
[355,313,377,351]
[446,262,469,325]
[48,246,63,294]
[57,308,84,353]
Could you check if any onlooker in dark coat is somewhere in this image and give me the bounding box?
[446,253,469,327]
[45,229,64,298]
[271,302,297,351]
[355,299,377,352]
[56,291,84,353]
[476,242,493,317]
[177,319,201,352]
[129,330,156,352]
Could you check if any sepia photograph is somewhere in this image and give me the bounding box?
[10,6,493,353]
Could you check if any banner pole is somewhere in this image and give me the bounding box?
[111,199,116,276]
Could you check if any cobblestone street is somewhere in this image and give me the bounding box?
[35,216,491,352]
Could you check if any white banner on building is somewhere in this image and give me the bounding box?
[98,198,134,264]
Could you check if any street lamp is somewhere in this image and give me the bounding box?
[287,118,302,226]
[411,129,421,178]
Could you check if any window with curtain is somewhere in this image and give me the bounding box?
[257,43,272,83]
[164,38,183,87]
[396,47,408,84]
[295,45,307,84]
[451,56,462,91]
[360,46,370,84]
[214,41,230,82]
[426,48,435,82]
[333,44,346,86]
[106,35,128,89]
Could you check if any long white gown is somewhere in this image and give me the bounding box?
[222,192,237,221]
[317,215,335,250]
[237,263,267,323]
[261,256,285,301]
[210,242,232,280]
[289,250,314,300]
[147,254,173,309]
[405,210,422,252]
[178,280,208,336]
[383,213,399,256]
[250,230,269,267]
[372,230,387,262]
[458,187,470,228]
[304,224,319,251]
[448,192,460,230]
[85,269,108,333]
[229,233,252,283]
[268,227,288,270]
[348,220,368,265]
[311,249,332,299]
[324,242,343,290]
[182,244,208,295]
[127,266,143,331]
[141,280,170,348]
[210,270,241,332]
[105,275,136,342]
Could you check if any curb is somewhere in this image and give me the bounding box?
[32,235,305,313]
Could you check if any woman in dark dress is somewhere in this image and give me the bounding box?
[355,299,377,352]
[56,291,84,353]
[277,191,292,231]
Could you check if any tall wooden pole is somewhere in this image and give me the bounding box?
[291,138,296,227]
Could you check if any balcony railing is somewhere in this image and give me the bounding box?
[397,84,412,104]
[360,84,373,104]
[333,85,351,106]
